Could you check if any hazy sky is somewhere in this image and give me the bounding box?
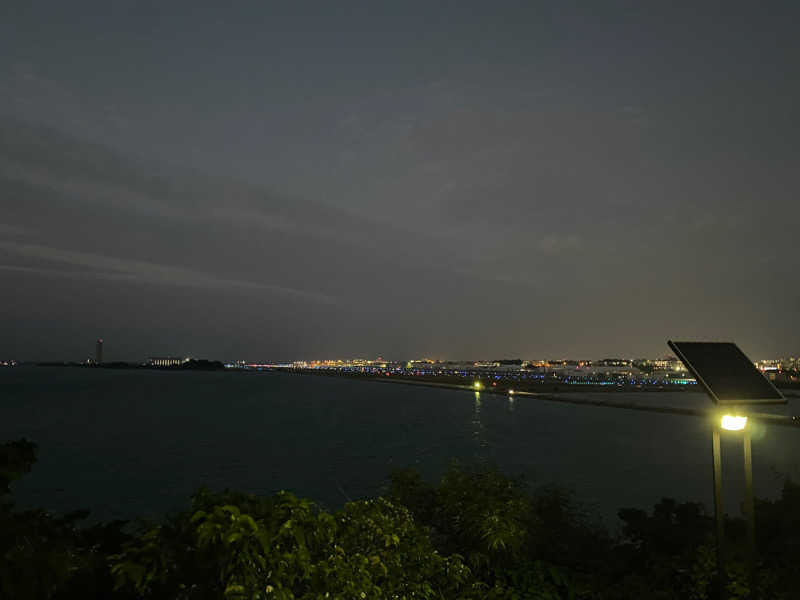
[1,1,798,361]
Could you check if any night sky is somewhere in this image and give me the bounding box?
[1,1,798,362]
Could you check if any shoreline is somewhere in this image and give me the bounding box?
[280,368,800,429]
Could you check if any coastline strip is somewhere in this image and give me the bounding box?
[288,371,800,429]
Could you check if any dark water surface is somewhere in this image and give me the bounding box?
[2,367,799,528]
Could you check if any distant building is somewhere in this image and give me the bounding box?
[148,356,188,367]
[96,339,103,364]
[652,357,683,371]
[766,371,799,384]
[596,358,632,367]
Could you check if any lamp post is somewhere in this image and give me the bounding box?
[713,413,757,599]
[668,341,785,600]
[743,425,756,599]
[711,422,726,595]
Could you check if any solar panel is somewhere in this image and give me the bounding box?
[668,341,786,405]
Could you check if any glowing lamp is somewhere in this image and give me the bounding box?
[473,381,482,390]
[666,340,784,594]
[721,415,747,431]
[508,389,515,395]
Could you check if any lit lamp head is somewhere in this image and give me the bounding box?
[721,414,748,431]
[473,381,482,390]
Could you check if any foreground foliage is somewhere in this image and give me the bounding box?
[2,439,798,599]
[112,491,475,599]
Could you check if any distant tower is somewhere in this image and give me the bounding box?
[96,338,104,364]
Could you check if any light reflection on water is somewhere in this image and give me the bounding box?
[472,392,488,463]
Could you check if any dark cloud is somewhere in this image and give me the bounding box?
[0,2,798,361]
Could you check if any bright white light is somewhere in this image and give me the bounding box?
[508,389,515,395]
[721,415,748,431]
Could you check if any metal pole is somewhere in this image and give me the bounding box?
[712,427,726,599]
[743,428,756,599]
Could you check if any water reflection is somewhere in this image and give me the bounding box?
[472,392,488,462]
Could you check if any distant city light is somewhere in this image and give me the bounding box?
[473,381,482,390]
[261,354,800,389]
[721,415,748,431]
